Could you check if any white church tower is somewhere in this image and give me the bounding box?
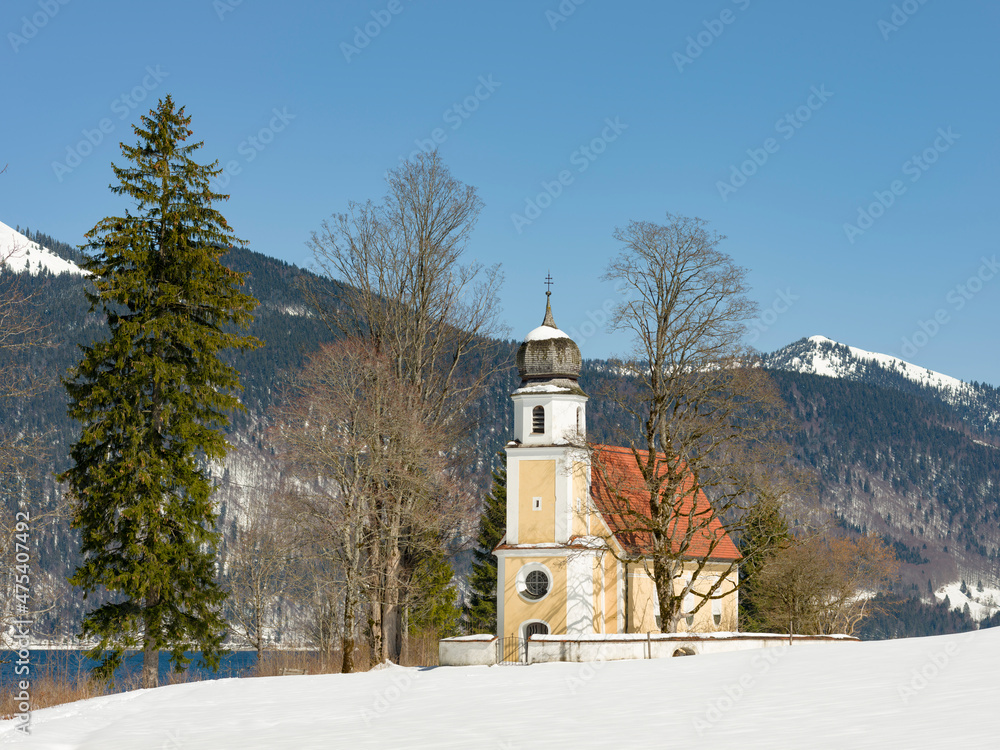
[496,289,610,639]
[506,289,588,545]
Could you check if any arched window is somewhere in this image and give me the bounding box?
[684,592,695,628]
[531,405,545,434]
[524,621,549,639]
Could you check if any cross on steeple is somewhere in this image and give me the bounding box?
[541,272,557,328]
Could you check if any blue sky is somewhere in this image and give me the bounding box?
[5,0,999,384]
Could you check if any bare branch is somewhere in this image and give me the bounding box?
[598,213,797,632]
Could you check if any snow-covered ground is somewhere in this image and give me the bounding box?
[936,581,1000,622]
[0,220,85,276]
[2,628,997,748]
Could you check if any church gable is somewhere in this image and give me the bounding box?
[589,444,740,561]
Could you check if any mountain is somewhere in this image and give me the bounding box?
[764,335,1000,438]
[0,220,86,276]
[757,336,1000,615]
[2,224,998,641]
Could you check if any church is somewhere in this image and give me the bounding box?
[494,294,741,641]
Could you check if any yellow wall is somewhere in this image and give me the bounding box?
[517,460,555,544]
[629,566,659,632]
[505,456,739,637]
[626,562,739,633]
[501,556,567,638]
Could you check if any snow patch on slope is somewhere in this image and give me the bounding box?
[0,219,86,276]
[935,581,1000,622]
[801,335,970,395]
[774,334,975,402]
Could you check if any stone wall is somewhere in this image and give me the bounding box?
[439,632,857,666]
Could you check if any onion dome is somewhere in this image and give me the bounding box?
[516,295,582,383]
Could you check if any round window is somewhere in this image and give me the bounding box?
[524,569,549,600]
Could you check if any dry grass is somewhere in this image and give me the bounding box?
[401,633,440,668]
[0,652,208,719]
[0,654,125,719]
[253,649,351,677]
[1,633,443,717]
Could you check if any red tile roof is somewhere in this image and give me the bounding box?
[589,444,740,561]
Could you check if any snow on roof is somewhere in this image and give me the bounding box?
[513,383,575,395]
[524,324,570,342]
[0,219,87,276]
[445,634,497,641]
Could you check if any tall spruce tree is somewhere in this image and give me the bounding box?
[737,495,792,632]
[60,96,259,688]
[465,460,506,634]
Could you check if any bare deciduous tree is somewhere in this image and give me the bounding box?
[598,213,794,632]
[306,150,505,430]
[0,238,60,649]
[271,340,458,670]
[224,493,298,661]
[304,151,505,659]
[753,533,899,635]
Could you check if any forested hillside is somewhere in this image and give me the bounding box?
[4,231,999,641]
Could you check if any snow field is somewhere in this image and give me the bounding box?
[1,628,997,748]
[0,220,85,276]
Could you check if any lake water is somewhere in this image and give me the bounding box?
[1,649,261,689]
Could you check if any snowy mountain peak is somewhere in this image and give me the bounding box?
[807,334,835,345]
[765,335,1000,436]
[762,336,1000,437]
[0,219,86,276]
[769,335,971,396]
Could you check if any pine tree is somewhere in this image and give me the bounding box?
[465,460,506,634]
[60,96,260,688]
[408,549,462,638]
[737,495,792,632]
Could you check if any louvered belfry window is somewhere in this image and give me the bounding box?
[532,405,545,434]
